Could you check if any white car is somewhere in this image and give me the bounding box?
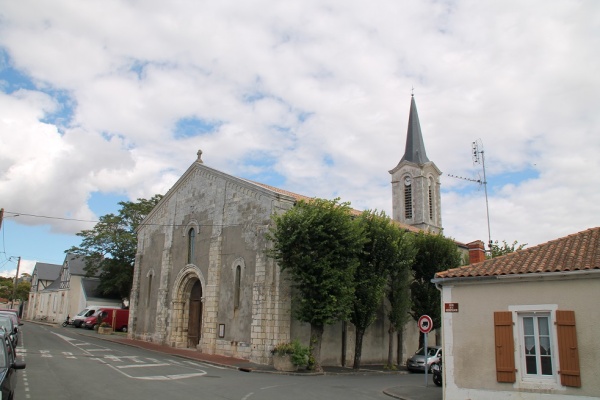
[406,346,442,372]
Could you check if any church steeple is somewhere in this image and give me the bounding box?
[400,95,430,164]
[389,95,442,233]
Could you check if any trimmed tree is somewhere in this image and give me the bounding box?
[351,210,409,369]
[411,231,462,348]
[386,227,416,368]
[267,198,365,372]
[67,195,162,301]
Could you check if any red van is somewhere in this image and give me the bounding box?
[84,308,129,332]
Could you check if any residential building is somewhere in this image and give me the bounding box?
[433,227,600,399]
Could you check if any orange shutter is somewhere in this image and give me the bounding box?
[556,310,581,387]
[494,311,516,383]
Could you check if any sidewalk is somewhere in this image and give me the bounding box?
[33,321,441,400]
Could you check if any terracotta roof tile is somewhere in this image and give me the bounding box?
[435,227,600,279]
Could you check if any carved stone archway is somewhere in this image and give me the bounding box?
[169,265,206,349]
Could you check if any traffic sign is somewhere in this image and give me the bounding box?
[418,315,433,334]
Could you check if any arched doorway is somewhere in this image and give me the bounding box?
[187,280,203,348]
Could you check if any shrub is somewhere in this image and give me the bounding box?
[271,339,309,366]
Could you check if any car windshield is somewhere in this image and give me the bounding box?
[76,309,89,316]
[415,347,439,356]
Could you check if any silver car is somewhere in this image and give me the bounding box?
[406,346,441,372]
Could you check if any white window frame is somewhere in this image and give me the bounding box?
[509,304,562,391]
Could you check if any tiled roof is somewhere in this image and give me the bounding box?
[436,227,600,279]
[250,180,421,233]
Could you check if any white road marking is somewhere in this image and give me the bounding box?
[117,363,170,369]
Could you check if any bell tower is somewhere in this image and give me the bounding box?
[389,95,442,233]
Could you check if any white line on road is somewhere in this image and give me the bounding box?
[116,363,170,369]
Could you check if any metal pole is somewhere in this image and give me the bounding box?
[10,256,21,309]
[424,333,428,387]
[481,150,493,253]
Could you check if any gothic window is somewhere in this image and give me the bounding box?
[187,228,196,264]
[404,176,413,219]
[234,265,241,310]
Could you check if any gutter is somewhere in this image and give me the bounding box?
[432,269,600,288]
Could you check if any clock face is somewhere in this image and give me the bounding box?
[404,176,412,186]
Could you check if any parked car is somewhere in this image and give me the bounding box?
[84,308,129,332]
[0,310,21,326]
[0,331,26,399]
[0,317,18,348]
[0,313,20,331]
[406,346,442,372]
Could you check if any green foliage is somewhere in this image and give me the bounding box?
[267,197,365,371]
[67,195,163,300]
[351,210,395,331]
[488,240,527,258]
[271,339,310,366]
[351,210,415,368]
[410,232,462,330]
[267,197,365,328]
[387,228,415,331]
[0,277,30,301]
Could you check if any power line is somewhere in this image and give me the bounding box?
[1,210,255,228]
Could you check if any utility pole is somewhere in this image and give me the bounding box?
[10,256,21,309]
[0,208,4,231]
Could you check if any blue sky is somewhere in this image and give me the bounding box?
[1,0,599,278]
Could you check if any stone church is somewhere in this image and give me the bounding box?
[129,95,447,366]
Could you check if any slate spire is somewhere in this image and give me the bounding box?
[400,95,430,164]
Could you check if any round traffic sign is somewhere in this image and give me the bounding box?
[418,315,433,334]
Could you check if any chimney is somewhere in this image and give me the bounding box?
[467,240,486,264]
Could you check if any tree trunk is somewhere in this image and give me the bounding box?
[353,327,365,370]
[418,331,424,349]
[310,324,324,372]
[387,326,395,367]
[397,328,404,366]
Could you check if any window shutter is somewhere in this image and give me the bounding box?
[556,310,581,387]
[494,311,516,383]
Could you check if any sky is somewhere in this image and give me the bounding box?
[1,1,599,279]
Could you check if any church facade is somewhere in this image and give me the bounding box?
[128,96,445,366]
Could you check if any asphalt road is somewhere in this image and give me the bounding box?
[16,322,439,400]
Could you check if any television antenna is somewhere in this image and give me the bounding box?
[448,139,493,254]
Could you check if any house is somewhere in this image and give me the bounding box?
[27,253,122,323]
[129,95,460,366]
[26,261,61,319]
[432,227,600,399]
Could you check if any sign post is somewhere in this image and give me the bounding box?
[418,315,433,387]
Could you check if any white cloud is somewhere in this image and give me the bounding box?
[1,0,599,264]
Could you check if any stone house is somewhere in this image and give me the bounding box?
[432,227,600,399]
[129,95,460,366]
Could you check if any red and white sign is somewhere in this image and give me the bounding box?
[418,315,433,334]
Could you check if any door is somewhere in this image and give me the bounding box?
[187,280,202,348]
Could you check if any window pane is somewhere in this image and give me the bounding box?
[541,356,553,375]
[539,337,551,355]
[523,317,534,335]
[524,336,536,354]
[525,355,537,374]
[538,317,549,336]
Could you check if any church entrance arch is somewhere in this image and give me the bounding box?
[171,265,205,349]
